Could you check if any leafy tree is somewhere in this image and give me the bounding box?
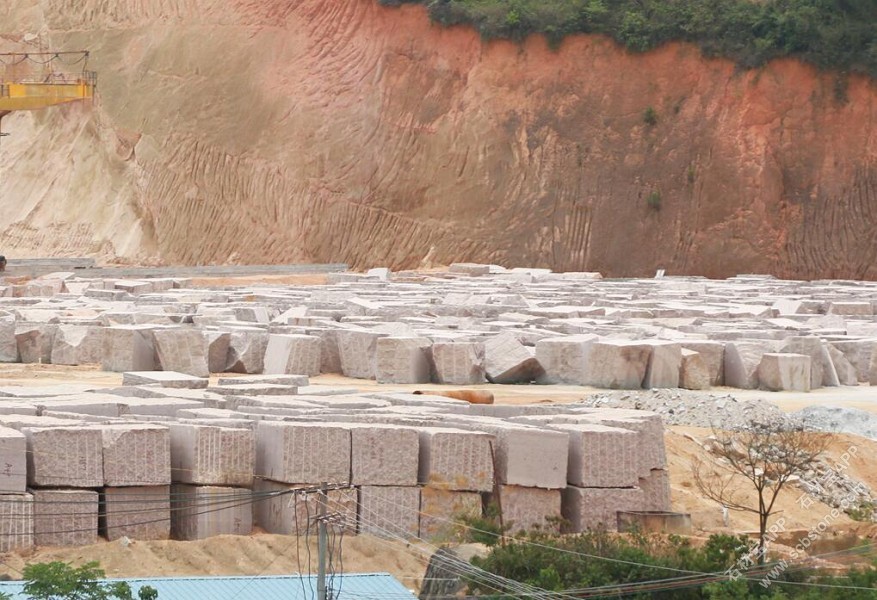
[10,562,157,600]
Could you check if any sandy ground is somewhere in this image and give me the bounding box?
[3,366,877,581]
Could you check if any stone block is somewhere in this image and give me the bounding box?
[50,325,104,366]
[561,486,646,533]
[585,340,651,389]
[101,486,171,541]
[359,486,420,539]
[418,427,494,492]
[169,424,255,486]
[33,489,98,546]
[483,332,544,384]
[535,335,598,385]
[225,329,269,374]
[0,313,17,362]
[679,349,710,390]
[495,486,561,534]
[781,337,831,389]
[639,469,672,511]
[102,326,156,372]
[312,329,342,374]
[15,324,57,364]
[206,331,231,373]
[348,424,419,486]
[153,328,209,377]
[419,487,481,540]
[449,263,490,276]
[0,493,33,552]
[263,334,322,377]
[253,479,358,535]
[828,301,872,316]
[828,344,858,386]
[122,371,208,389]
[551,424,639,487]
[256,422,351,485]
[0,426,26,493]
[337,329,385,379]
[24,427,103,488]
[101,425,171,486]
[170,484,253,540]
[724,341,774,389]
[680,341,725,386]
[643,341,681,389]
[376,337,432,384]
[757,353,811,392]
[431,341,485,385]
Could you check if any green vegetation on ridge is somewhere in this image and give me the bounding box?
[380,0,877,77]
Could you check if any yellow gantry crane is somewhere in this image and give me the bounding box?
[0,51,96,130]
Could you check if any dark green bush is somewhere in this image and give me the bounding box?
[384,0,877,77]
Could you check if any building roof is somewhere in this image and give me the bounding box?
[0,572,417,600]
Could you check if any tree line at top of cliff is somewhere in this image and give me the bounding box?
[380,0,877,79]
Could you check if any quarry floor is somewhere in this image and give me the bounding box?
[2,362,877,586]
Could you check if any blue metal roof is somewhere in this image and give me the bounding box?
[0,572,417,600]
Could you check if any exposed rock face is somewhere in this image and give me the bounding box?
[2,0,877,278]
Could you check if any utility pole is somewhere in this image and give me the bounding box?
[316,482,328,600]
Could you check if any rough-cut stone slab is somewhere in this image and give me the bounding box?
[376,337,432,384]
[15,324,57,364]
[51,325,104,366]
[359,486,420,539]
[217,374,308,386]
[639,469,672,511]
[253,479,357,535]
[0,493,33,551]
[225,329,269,374]
[170,484,253,540]
[483,332,544,384]
[337,329,384,379]
[153,329,209,377]
[561,486,646,533]
[724,341,775,389]
[33,489,98,546]
[781,337,830,389]
[257,422,351,484]
[0,426,26,493]
[495,485,561,534]
[418,427,494,492]
[551,423,639,487]
[680,341,725,386]
[419,487,481,540]
[431,341,485,385]
[643,341,681,389]
[585,340,651,389]
[102,326,156,372]
[348,424,419,486]
[263,334,322,377]
[24,427,103,488]
[828,344,858,386]
[101,425,171,486]
[169,424,254,486]
[758,353,811,392]
[0,313,17,362]
[449,263,490,276]
[122,371,209,389]
[206,331,231,373]
[679,349,710,390]
[535,335,597,385]
[101,486,171,541]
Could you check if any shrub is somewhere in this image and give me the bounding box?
[647,190,662,210]
[643,106,658,126]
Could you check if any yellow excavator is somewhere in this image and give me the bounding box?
[0,50,96,273]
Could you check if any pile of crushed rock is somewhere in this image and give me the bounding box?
[578,389,788,429]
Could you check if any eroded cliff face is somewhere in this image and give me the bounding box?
[1,0,876,278]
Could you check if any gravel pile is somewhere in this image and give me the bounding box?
[578,389,788,429]
[791,405,877,441]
